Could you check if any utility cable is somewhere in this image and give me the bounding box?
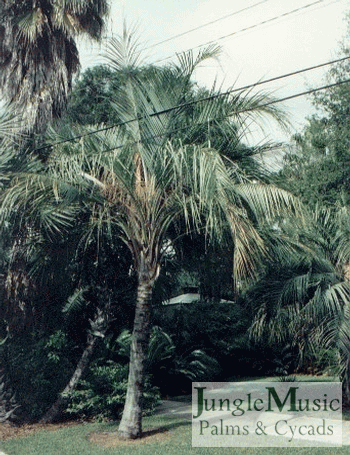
[153,0,337,64]
[96,77,350,153]
[144,0,269,51]
[91,0,336,69]
[35,55,350,151]
[100,1,269,51]
[36,76,350,158]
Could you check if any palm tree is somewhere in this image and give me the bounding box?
[0,31,301,438]
[1,133,300,438]
[0,0,109,351]
[0,0,109,136]
[248,205,350,389]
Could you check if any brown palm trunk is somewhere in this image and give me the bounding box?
[118,276,153,439]
[344,361,350,405]
[39,333,98,424]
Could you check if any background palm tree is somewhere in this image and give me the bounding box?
[0,0,109,362]
[248,205,350,389]
[0,0,109,137]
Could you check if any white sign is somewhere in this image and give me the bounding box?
[192,382,342,447]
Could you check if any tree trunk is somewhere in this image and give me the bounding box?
[39,333,98,424]
[343,360,350,406]
[118,277,153,439]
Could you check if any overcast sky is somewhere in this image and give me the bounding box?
[78,0,350,146]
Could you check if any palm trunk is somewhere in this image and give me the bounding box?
[39,333,98,424]
[118,276,153,439]
[343,361,350,406]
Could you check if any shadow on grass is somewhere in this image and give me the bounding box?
[144,419,191,433]
[88,418,191,448]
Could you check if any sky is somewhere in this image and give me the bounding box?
[78,0,350,150]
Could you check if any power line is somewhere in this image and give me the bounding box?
[75,0,339,98]
[57,75,350,158]
[105,77,350,151]
[144,0,269,51]
[153,0,335,65]
[93,0,335,71]
[101,1,269,52]
[41,76,350,157]
[36,55,350,151]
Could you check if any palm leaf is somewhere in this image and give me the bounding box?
[62,287,88,314]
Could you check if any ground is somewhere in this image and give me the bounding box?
[0,419,172,447]
[0,421,79,441]
[0,399,188,447]
[88,427,171,447]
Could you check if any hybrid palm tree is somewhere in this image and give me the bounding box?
[0,0,109,136]
[0,31,301,437]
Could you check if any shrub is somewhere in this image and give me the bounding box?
[0,330,74,421]
[65,361,159,420]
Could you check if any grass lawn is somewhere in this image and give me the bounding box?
[0,375,345,455]
[0,414,348,455]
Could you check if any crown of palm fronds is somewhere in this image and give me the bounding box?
[0,0,109,134]
[0,28,303,288]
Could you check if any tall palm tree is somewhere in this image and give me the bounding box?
[0,133,301,437]
[0,0,109,136]
[0,0,109,351]
[0,31,301,438]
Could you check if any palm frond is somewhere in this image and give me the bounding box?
[175,44,221,78]
[17,9,45,44]
[62,287,88,314]
[104,23,144,71]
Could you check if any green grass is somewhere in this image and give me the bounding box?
[0,414,348,455]
[0,375,345,454]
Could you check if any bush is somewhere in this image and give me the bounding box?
[153,300,253,382]
[65,361,160,420]
[115,326,221,396]
[0,330,75,421]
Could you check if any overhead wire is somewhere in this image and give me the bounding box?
[72,0,341,101]
[143,0,269,51]
[35,76,350,159]
[20,0,345,154]
[88,0,337,70]
[35,54,350,152]
[100,1,270,51]
[152,0,336,64]
[91,77,350,155]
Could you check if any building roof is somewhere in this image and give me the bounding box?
[163,293,234,305]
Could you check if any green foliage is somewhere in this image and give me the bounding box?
[66,65,123,125]
[246,204,350,380]
[304,346,341,376]
[278,123,350,207]
[65,361,159,420]
[278,33,350,208]
[171,349,221,382]
[0,28,303,435]
[62,288,88,315]
[0,331,74,420]
[153,300,256,386]
[45,330,69,364]
[113,325,221,395]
